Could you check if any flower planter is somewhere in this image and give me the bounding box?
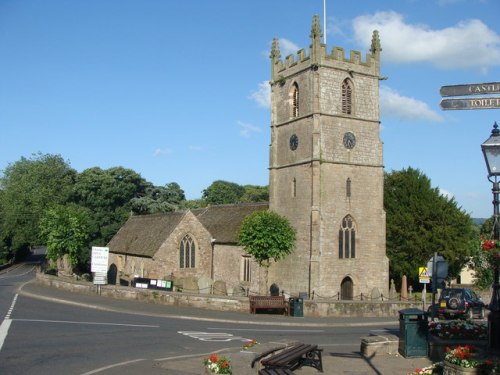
[443,361,480,375]
[428,335,487,361]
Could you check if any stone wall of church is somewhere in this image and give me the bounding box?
[108,211,262,295]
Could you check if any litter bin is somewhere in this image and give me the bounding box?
[289,297,303,317]
[398,308,428,358]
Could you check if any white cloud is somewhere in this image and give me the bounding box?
[249,81,270,108]
[153,148,173,156]
[352,11,500,70]
[380,85,443,122]
[279,38,300,57]
[189,145,202,151]
[238,120,262,138]
[439,188,454,200]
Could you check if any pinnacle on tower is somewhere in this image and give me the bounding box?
[370,30,382,58]
[310,15,323,42]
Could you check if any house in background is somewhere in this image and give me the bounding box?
[107,202,268,294]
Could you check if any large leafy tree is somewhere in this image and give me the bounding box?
[238,210,296,292]
[202,180,245,205]
[71,167,150,245]
[39,204,92,270]
[0,153,76,258]
[241,185,269,203]
[130,182,186,215]
[385,167,475,288]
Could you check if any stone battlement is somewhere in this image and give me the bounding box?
[271,15,381,81]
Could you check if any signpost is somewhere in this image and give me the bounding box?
[440,81,500,111]
[440,97,500,110]
[440,82,500,97]
[91,246,109,294]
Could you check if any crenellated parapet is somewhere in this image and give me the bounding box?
[271,15,381,83]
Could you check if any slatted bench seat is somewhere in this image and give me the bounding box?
[258,368,294,375]
[252,342,323,373]
[249,295,288,315]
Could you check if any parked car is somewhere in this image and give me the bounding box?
[436,288,485,319]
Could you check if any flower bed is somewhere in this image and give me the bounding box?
[428,320,488,361]
[203,353,232,374]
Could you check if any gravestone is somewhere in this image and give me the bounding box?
[212,280,227,296]
[370,287,381,301]
[197,275,213,294]
[182,276,199,293]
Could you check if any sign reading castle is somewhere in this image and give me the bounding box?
[440,82,500,110]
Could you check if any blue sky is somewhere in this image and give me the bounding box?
[1,0,499,218]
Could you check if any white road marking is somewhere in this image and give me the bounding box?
[0,294,18,352]
[12,319,159,328]
[208,327,325,332]
[79,358,146,375]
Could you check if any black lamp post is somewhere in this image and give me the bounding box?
[481,121,500,350]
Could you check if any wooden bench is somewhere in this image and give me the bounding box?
[252,342,323,373]
[258,368,294,375]
[249,295,288,315]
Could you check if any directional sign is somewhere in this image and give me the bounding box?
[440,82,500,97]
[440,97,500,110]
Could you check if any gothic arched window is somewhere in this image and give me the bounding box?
[179,234,196,268]
[341,78,353,115]
[292,83,299,118]
[338,215,356,259]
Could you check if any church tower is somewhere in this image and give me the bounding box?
[268,16,389,299]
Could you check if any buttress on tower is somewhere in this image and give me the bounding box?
[267,16,389,299]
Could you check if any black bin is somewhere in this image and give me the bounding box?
[398,308,428,358]
[289,297,304,317]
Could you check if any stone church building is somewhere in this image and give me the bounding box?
[107,16,389,299]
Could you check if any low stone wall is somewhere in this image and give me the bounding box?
[35,273,423,318]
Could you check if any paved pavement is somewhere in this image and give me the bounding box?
[18,281,433,374]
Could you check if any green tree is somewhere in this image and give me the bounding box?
[385,167,475,288]
[241,185,269,203]
[238,210,296,292]
[39,204,92,270]
[468,218,495,289]
[130,182,186,215]
[0,153,76,259]
[202,180,245,205]
[71,167,149,245]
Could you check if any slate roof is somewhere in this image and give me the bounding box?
[107,202,269,257]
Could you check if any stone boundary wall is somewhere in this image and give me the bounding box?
[35,273,423,318]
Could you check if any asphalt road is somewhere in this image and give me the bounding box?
[0,256,399,375]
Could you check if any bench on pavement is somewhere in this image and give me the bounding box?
[258,368,294,375]
[249,295,288,315]
[251,342,323,373]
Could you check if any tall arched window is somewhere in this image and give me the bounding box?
[179,234,196,268]
[341,79,353,115]
[346,178,351,198]
[292,177,297,198]
[292,83,299,117]
[338,215,356,259]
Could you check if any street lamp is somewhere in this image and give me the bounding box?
[481,121,500,350]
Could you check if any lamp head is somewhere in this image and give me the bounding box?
[481,122,500,178]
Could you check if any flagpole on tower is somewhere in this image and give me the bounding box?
[323,0,327,45]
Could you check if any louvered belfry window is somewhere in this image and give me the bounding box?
[292,83,299,117]
[179,234,196,268]
[342,79,353,115]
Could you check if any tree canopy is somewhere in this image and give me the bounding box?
[39,204,92,269]
[385,167,475,288]
[0,153,76,258]
[238,210,296,266]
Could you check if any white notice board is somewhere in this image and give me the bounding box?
[91,247,109,273]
